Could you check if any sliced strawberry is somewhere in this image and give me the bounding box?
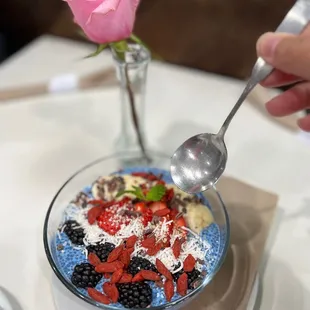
[134,202,147,214]
[175,216,186,228]
[150,202,168,213]
[97,201,131,235]
[153,208,170,217]
[142,209,153,227]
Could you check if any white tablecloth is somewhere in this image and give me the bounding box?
[0,35,310,310]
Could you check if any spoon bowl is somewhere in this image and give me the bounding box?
[170,0,310,194]
[171,133,227,194]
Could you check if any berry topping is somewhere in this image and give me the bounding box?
[88,253,101,267]
[141,236,156,248]
[71,263,102,288]
[107,245,124,263]
[183,254,196,272]
[142,209,153,227]
[87,288,110,304]
[134,202,147,214]
[63,220,85,246]
[103,282,119,303]
[156,259,173,280]
[175,216,186,228]
[177,273,188,296]
[127,257,157,276]
[126,235,138,248]
[150,202,168,213]
[164,280,174,302]
[173,264,202,289]
[87,243,115,262]
[117,282,152,308]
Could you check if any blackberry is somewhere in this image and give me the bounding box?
[86,242,115,262]
[172,264,202,289]
[71,263,102,288]
[63,220,85,245]
[127,256,157,276]
[117,282,152,308]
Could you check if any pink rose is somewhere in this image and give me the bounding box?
[65,0,140,44]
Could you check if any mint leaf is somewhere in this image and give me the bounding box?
[134,187,146,200]
[84,44,108,59]
[146,184,166,201]
[116,184,165,201]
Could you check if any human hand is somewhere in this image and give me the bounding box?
[256,27,310,131]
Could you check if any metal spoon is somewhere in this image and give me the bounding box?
[171,0,310,194]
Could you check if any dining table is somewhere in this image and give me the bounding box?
[0,35,310,310]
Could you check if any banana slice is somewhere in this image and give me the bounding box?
[167,185,214,234]
[91,175,145,201]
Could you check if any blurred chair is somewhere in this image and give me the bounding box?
[134,0,293,79]
[1,0,293,80]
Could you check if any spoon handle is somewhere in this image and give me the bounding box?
[218,0,310,137]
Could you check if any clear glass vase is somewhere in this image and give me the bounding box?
[112,44,151,167]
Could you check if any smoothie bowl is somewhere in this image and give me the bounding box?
[43,152,230,309]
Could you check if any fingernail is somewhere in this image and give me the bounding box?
[257,33,282,61]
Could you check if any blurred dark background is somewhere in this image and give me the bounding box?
[0,0,293,80]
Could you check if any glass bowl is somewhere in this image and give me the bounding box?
[43,151,230,309]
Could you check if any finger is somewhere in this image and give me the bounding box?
[257,32,310,81]
[260,69,302,87]
[265,82,310,117]
[298,115,310,132]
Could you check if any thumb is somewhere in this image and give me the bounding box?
[257,32,310,81]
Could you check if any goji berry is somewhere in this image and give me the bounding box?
[95,262,119,273]
[111,269,123,284]
[141,236,156,248]
[172,238,182,258]
[177,273,188,296]
[132,271,144,282]
[140,270,161,281]
[107,245,123,262]
[154,208,171,217]
[183,254,196,272]
[88,252,101,267]
[87,288,110,304]
[104,273,111,279]
[103,283,119,303]
[147,242,162,256]
[126,235,138,248]
[119,250,131,268]
[126,247,135,255]
[156,259,173,280]
[114,260,125,269]
[164,280,174,302]
[87,206,103,225]
[118,273,133,283]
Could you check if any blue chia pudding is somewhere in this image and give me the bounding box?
[53,167,222,308]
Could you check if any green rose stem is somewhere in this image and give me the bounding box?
[124,63,150,162]
[111,41,150,163]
